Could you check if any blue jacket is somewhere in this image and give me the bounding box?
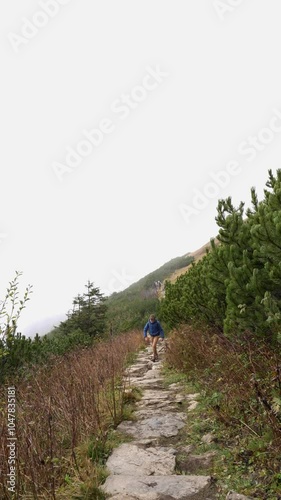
[143,319,164,338]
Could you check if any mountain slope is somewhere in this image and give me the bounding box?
[105,252,195,333]
[167,240,215,284]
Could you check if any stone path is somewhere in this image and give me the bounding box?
[102,347,251,500]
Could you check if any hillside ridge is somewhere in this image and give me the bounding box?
[165,240,214,285]
[105,240,214,333]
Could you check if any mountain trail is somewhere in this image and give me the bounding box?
[102,347,251,500]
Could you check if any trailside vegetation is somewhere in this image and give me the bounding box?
[0,278,108,383]
[105,253,194,333]
[0,330,143,499]
[47,280,108,343]
[0,252,194,382]
[161,169,281,498]
[161,169,281,341]
[0,275,145,498]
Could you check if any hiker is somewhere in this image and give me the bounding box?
[143,314,164,362]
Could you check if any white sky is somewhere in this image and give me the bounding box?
[1,0,281,336]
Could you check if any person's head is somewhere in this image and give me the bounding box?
[149,314,156,322]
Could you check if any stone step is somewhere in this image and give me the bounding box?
[128,376,164,390]
[134,407,179,418]
[103,348,218,499]
[135,389,186,410]
[117,412,186,439]
[125,363,152,377]
[102,474,213,499]
[105,443,176,476]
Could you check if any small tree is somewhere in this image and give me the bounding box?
[57,281,107,339]
[0,271,32,381]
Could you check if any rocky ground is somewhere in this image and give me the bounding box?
[102,347,252,500]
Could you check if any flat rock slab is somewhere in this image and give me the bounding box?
[137,397,183,411]
[135,407,178,419]
[102,474,212,499]
[117,413,186,439]
[138,390,172,402]
[126,363,151,377]
[141,369,163,379]
[137,401,174,411]
[128,375,163,383]
[129,377,164,390]
[128,369,164,386]
[106,443,176,476]
[173,394,186,403]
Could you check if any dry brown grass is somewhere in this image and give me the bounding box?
[165,326,281,497]
[0,330,143,499]
[166,326,281,436]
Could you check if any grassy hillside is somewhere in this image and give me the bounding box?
[105,253,194,333]
[167,240,217,284]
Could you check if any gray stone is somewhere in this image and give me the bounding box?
[173,394,186,403]
[137,389,172,402]
[141,369,163,380]
[178,444,194,454]
[168,383,184,390]
[126,363,151,377]
[106,443,176,476]
[136,397,181,411]
[117,413,186,439]
[186,393,200,400]
[108,496,136,500]
[135,407,178,419]
[201,433,216,444]
[102,474,212,499]
[188,401,199,411]
[137,401,176,411]
[103,349,217,500]
[129,377,164,390]
[226,492,253,500]
[135,438,156,447]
